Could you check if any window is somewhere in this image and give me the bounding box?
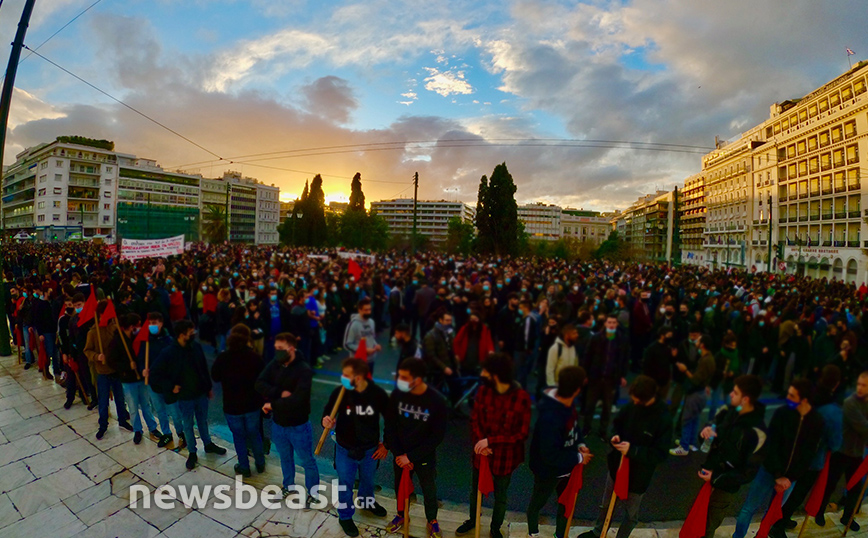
[797,140,806,155]
[56,160,63,167]
[809,156,819,173]
[38,188,46,196]
[105,166,113,173]
[102,216,110,224]
[54,174,62,181]
[103,191,111,198]
[819,98,829,113]
[782,117,790,130]
[809,104,818,118]
[40,162,48,170]
[847,145,859,164]
[37,201,45,209]
[808,136,818,151]
[842,86,853,101]
[104,178,111,185]
[830,92,841,107]
[787,144,796,158]
[53,201,60,208]
[39,175,47,183]
[37,215,45,222]
[819,131,830,147]
[832,126,843,143]
[845,120,857,139]
[53,187,62,195]
[798,109,807,123]
[103,203,110,210]
[52,214,60,222]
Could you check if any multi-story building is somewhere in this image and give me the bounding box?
[370,199,475,243]
[560,209,611,245]
[223,171,257,244]
[1,138,118,241]
[617,191,676,263]
[683,60,868,281]
[255,182,280,245]
[116,157,202,242]
[679,173,706,265]
[517,203,610,243]
[279,201,295,222]
[517,203,562,241]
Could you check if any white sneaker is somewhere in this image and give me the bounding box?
[689,445,699,452]
[670,446,690,456]
[527,534,539,538]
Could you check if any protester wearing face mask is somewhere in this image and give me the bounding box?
[453,309,494,376]
[422,310,462,408]
[695,374,766,538]
[670,334,716,455]
[455,353,531,538]
[211,326,266,478]
[731,379,822,538]
[393,323,421,364]
[138,312,184,448]
[255,333,319,501]
[62,294,96,409]
[258,287,290,363]
[344,298,381,372]
[86,300,134,441]
[321,358,390,537]
[642,326,676,403]
[582,315,629,438]
[383,358,449,538]
[546,324,579,389]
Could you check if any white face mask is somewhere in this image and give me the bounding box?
[396,379,413,393]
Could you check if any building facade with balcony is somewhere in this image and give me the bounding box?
[1,139,118,241]
[679,173,706,265]
[517,203,611,243]
[617,191,676,263]
[255,182,280,245]
[370,199,475,243]
[517,203,562,241]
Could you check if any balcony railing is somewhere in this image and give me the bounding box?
[849,241,860,247]
[810,214,820,221]
[810,189,820,197]
[835,212,847,219]
[778,217,788,223]
[850,211,861,218]
[834,240,846,247]
[835,185,847,193]
[799,215,809,222]
[849,183,861,191]
[823,212,833,219]
[822,187,833,195]
[823,241,832,246]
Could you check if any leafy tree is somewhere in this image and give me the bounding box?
[202,205,228,243]
[595,231,634,261]
[445,217,475,255]
[348,172,366,213]
[475,163,520,255]
[367,213,389,251]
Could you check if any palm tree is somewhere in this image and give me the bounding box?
[202,205,228,243]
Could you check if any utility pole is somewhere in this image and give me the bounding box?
[767,193,773,273]
[225,181,230,242]
[0,0,37,356]
[411,171,419,254]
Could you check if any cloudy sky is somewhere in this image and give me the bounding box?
[2,0,866,210]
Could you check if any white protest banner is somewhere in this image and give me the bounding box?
[337,251,375,263]
[121,235,185,261]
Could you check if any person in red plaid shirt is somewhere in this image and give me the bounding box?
[455,353,531,538]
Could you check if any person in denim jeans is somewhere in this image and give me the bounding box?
[154,320,226,470]
[321,358,390,537]
[212,327,266,477]
[256,333,320,501]
[139,312,184,448]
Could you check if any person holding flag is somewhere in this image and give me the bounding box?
[455,353,531,538]
[138,312,184,449]
[85,299,133,440]
[817,370,868,530]
[525,365,591,538]
[105,312,160,445]
[321,354,390,537]
[580,375,672,538]
[383,357,449,538]
[686,374,766,538]
[771,366,842,534]
[62,294,96,409]
[344,298,381,372]
[732,379,824,538]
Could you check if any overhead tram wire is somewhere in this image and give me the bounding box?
[23,45,224,161]
[173,138,715,169]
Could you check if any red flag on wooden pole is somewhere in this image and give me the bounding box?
[679,482,713,538]
[77,286,98,327]
[847,455,868,490]
[805,453,831,516]
[133,321,151,355]
[756,490,784,538]
[348,259,362,282]
[478,454,495,496]
[614,456,630,500]
[558,464,584,510]
[397,466,414,513]
[99,298,117,327]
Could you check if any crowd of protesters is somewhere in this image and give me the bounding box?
[5,241,868,538]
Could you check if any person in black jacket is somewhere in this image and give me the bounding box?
[526,366,592,538]
[582,315,630,438]
[255,332,320,500]
[642,326,676,402]
[495,293,520,355]
[384,357,449,538]
[321,357,390,537]
[580,375,672,538]
[697,375,766,538]
[212,327,265,478]
[106,313,160,445]
[155,320,226,470]
[732,378,824,538]
[140,312,183,448]
[32,289,59,379]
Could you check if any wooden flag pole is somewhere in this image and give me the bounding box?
[600,454,625,538]
[94,310,104,356]
[314,386,346,455]
[144,341,150,386]
[117,326,140,380]
[843,478,868,537]
[403,497,410,538]
[564,484,581,537]
[474,487,483,538]
[73,368,91,407]
[797,516,809,538]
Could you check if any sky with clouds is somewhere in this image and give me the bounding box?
[1,0,866,210]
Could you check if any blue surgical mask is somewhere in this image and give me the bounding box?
[22,292,27,298]
[75,306,83,314]
[606,328,617,334]
[258,284,265,290]
[483,286,490,291]
[396,379,412,393]
[270,295,277,302]
[735,405,743,412]
[233,272,239,278]
[497,283,503,289]
[149,325,159,335]
[466,308,472,315]
[412,280,418,285]
[313,289,319,296]
[786,399,799,410]
[341,375,355,390]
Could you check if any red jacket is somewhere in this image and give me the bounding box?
[453,323,494,364]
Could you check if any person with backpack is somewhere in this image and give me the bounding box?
[546,324,579,388]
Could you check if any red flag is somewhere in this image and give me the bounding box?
[558,464,584,510]
[354,337,368,360]
[15,326,22,347]
[348,259,362,282]
[847,455,868,490]
[397,466,414,512]
[27,327,38,352]
[203,293,218,314]
[756,490,784,538]
[478,455,495,497]
[99,299,117,327]
[680,482,713,538]
[614,456,630,500]
[36,331,48,371]
[133,322,151,355]
[806,453,832,516]
[68,357,80,373]
[77,286,98,327]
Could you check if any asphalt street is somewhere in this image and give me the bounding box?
[202,329,782,523]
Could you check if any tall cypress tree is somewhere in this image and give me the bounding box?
[348,172,366,213]
[307,174,327,246]
[482,163,519,255]
[474,174,492,253]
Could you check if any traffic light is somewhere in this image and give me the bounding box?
[775,242,784,259]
